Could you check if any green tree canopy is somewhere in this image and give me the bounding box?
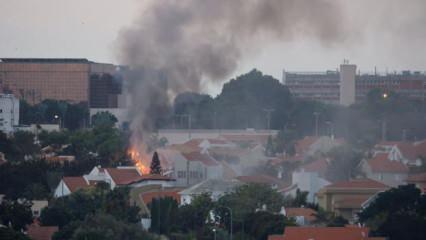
[358,184,426,240]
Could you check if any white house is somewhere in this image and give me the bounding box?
[283,170,330,203]
[54,166,176,197]
[179,179,243,205]
[0,94,19,134]
[361,153,409,187]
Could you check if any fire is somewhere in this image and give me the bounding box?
[128,145,150,175]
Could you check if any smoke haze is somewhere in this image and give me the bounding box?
[117,0,347,140]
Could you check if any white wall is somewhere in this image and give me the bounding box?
[0,94,19,133]
[54,180,71,198]
[292,170,330,203]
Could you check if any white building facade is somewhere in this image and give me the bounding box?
[0,94,19,133]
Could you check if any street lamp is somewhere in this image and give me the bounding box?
[383,92,388,99]
[212,228,217,240]
[54,114,62,129]
[220,206,233,240]
[313,112,320,136]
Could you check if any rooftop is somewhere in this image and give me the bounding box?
[0,58,91,63]
[367,153,409,173]
[325,178,388,190]
[281,226,383,240]
[181,152,219,166]
[27,224,58,240]
[63,176,90,192]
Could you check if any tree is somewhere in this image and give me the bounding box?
[215,184,285,236]
[0,200,33,231]
[0,227,31,240]
[150,152,162,175]
[66,214,154,240]
[91,111,118,128]
[177,193,214,234]
[244,211,295,240]
[358,184,426,240]
[149,197,179,235]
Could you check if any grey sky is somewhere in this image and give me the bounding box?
[1,0,426,94]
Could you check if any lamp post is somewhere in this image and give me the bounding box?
[213,228,217,240]
[313,112,320,136]
[221,206,233,240]
[263,108,275,130]
[54,114,62,129]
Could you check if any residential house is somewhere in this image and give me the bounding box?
[283,207,317,226]
[282,170,330,203]
[31,200,48,218]
[54,166,175,197]
[316,178,389,221]
[407,172,426,193]
[361,153,409,187]
[54,176,93,197]
[373,141,425,166]
[268,226,385,240]
[294,136,344,160]
[179,179,243,205]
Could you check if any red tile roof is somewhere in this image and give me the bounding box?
[407,172,426,183]
[105,168,143,185]
[286,208,317,222]
[27,224,58,240]
[325,178,388,189]
[367,153,409,173]
[268,235,285,240]
[63,176,90,192]
[140,188,183,205]
[181,152,219,166]
[414,140,426,157]
[301,158,329,175]
[236,175,286,186]
[282,226,373,240]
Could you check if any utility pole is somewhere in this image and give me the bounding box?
[313,112,320,136]
[402,129,407,141]
[263,108,275,130]
[381,119,387,141]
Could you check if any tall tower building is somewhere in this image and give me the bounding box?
[339,61,356,106]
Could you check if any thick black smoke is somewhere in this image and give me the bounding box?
[117,0,346,141]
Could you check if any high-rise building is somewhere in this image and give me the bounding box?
[0,58,122,107]
[283,63,426,105]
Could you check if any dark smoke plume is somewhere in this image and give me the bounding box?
[117,0,346,141]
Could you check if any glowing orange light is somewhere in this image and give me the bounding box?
[128,145,150,175]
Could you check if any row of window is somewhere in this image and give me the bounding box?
[177,170,203,179]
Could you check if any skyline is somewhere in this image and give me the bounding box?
[2,0,426,94]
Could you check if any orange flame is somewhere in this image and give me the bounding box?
[128,145,150,175]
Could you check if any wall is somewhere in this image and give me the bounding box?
[0,94,19,133]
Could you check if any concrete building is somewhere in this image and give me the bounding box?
[0,58,122,108]
[283,63,426,105]
[339,63,357,106]
[0,94,19,133]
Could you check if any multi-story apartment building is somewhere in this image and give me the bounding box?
[0,58,122,108]
[283,63,426,105]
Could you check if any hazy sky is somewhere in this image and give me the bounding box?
[1,0,426,94]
